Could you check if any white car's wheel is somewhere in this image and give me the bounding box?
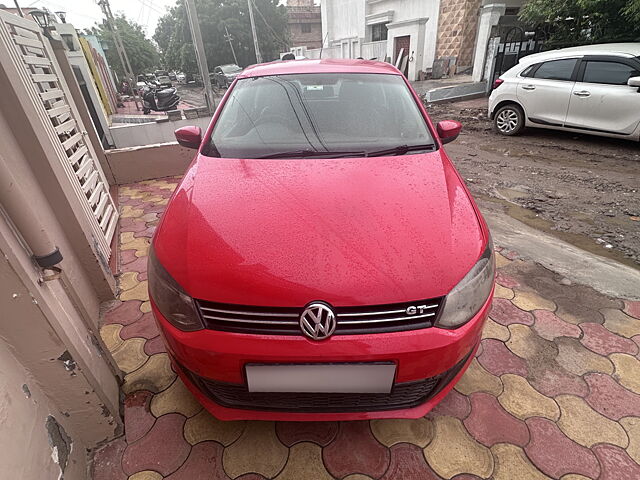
[494,104,525,136]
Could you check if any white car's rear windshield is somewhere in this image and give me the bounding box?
[205,73,434,159]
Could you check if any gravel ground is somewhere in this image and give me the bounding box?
[428,99,640,268]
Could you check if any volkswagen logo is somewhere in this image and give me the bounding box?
[299,302,337,341]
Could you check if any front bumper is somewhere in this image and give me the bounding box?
[151,293,491,421]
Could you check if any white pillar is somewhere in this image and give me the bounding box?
[472,3,506,82]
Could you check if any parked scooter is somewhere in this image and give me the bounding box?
[141,83,180,114]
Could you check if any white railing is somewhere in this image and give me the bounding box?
[361,41,388,61]
[305,45,341,60]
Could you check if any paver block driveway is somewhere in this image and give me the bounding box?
[93,177,640,480]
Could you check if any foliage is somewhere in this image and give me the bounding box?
[153,0,289,73]
[519,0,640,47]
[89,15,160,79]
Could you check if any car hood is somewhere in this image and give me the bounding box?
[154,152,486,307]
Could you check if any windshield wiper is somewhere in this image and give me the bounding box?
[258,149,366,159]
[366,143,436,157]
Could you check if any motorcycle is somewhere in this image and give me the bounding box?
[141,83,180,114]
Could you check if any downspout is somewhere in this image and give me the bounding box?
[0,152,63,269]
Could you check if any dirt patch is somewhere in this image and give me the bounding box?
[428,99,640,268]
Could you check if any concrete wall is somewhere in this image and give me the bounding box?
[110,116,212,149]
[106,142,196,184]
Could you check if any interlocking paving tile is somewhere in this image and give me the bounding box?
[495,252,511,268]
[104,300,143,326]
[143,336,166,356]
[493,283,514,300]
[454,359,503,396]
[490,298,534,326]
[525,417,600,479]
[602,308,640,338]
[120,313,160,340]
[624,300,640,319]
[140,301,151,313]
[112,338,149,374]
[555,296,605,325]
[584,372,640,420]
[275,421,338,447]
[128,471,162,480]
[119,280,150,302]
[495,271,520,289]
[122,354,176,395]
[380,443,439,480]
[556,394,628,448]
[165,441,228,480]
[150,377,202,418]
[122,256,149,275]
[323,421,390,479]
[592,444,640,480]
[342,475,374,480]
[183,409,244,446]
[124,391,155,444]
[121,205,145,218]
[119,271,140,292]
[464,393,529,447]
[122,414,190,476]
[610,353,640,393]
[430,388,472,419]
[274,442,332,480]
[490,443,550,480]
[477,338,528,377]
[532,310,581,341]
[620,417,640,464]
[423,416,493,479]
[370,417,434,448]
[528,365,589,399]
[512,290,556,312]
[481,317,510,341]
[92,437,127,480]
[580,322,639,356]
[100,324,124,352]
[555,337,614,376]
[222,422,287,478]
[498,374,560,421]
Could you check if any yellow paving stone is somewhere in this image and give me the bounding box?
[454,359,503,396]
[134,241,150,258]
[620,417,640,464]
[611,353,640,394]
[119,271,140,292]
[128,472,162,480]
[122,353,176,394]
[512,290,556,312]
[491,443,550,480]
[274,442,333,480]
[482,317,511,342]
[495,252,511,268]
[555,338,614,376]
[140,301,151,313]
[150,377,201,418]
[498,374,560,421]
[556,395,628,448]
[343,476,374,480]
[121,237,151,257]
[140,213,158,223]
[370,417,434,447]
[183,408,244,446]
[222,421,288,478]
[100,324,124,352]
[120,231,137,244]
[602,308,640,338]
[423,416,494,479]
[111,338,149,374]
[121,205,144,218]
[494,284,515,300]
[560,476,592,480]
[157,198,169,206]
[119,281,149,302]
[156,182,178,190]
[505,324,539,360]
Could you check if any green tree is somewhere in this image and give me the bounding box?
[90,15,160,80]
[154,0,289,74]
[520,0,640,47]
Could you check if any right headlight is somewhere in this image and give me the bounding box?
[148,247,203,332]
[436,238,495,329]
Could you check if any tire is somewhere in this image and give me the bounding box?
[143,107,151,115]
[493,104,525,136]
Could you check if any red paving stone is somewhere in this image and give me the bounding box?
[525,417,600,479]
[584,373,640,420]
[624,300,640,319]
[124,391,155,444]
[165,441,228,480]
[92,437,127,480]
[121,256,149,275]
[529,366,589,398]
[120,313,160,340]
[276,421,339,447]
[580,322,639,356]
[104,300,143,326]
[143,335,166,355]
[495,271,520,289]
[490,298,534,326]
[379,443,439,480]
[532,310,581,340]
[463,393,529,447]
[430,388,471,420]
[477,338,529,377]
[593,444,640,480]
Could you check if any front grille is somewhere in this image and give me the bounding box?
[196,298,444,335]
[181,351,471,413]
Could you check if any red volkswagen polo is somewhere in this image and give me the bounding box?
[149,59,494,421]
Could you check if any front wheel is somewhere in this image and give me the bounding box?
[493,104,525,136]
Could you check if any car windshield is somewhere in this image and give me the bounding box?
[221,65,242,74]
[206,73,434,159]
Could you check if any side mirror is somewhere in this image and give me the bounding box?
[628,76,640,87]
[175,126,202,150]
[437,120,462,145]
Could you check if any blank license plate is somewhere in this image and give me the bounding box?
[245,363,396,393]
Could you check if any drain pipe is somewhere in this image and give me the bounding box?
[0,153,63,268]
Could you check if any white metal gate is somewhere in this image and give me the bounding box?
[0,11,118,260]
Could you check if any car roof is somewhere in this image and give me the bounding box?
[238,58,402,78]
[520,43,640,65]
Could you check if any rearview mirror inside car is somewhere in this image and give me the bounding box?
[437,120,462,145]
[175,126,202,150]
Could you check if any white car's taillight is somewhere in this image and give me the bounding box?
[492,79,504,90]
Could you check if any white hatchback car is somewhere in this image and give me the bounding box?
[489,43,640,140]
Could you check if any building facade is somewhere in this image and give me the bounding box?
[287,0,323,50]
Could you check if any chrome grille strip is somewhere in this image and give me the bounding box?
[337,303,438,317]
[200,306,298,318]
[200,314,298,325]
[340,312,435,325]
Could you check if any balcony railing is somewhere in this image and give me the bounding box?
[361,40,388,61]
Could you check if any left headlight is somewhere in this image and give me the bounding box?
[436,238,495,329]
[148,247,203,332]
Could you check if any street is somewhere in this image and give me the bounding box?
[429,98,640,269]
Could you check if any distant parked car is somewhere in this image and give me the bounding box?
[489,43,640,140]
[176,72,186,83]
[169,71,177,81]
[211,64,243,88]
[156,74,172,88]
